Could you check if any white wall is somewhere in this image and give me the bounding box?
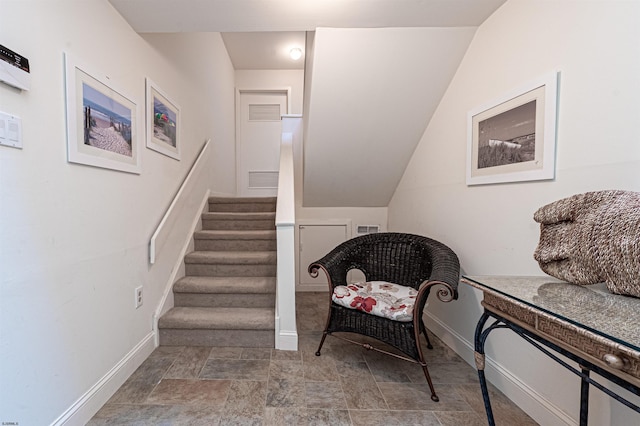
[235,70,304,114]
[388,1,640,425]
[303,27,476,207]
[0,1,236,424]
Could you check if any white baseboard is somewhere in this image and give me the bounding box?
[276,330,299,351]
[51,332,156,426]
[425,312,575,426]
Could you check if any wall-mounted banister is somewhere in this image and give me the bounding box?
[149,139,211,264]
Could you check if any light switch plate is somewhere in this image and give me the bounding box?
[0,111,22,149]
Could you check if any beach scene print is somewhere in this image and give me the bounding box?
[152,96,177,147]
[477,100,536,169]
[82,83,133,157]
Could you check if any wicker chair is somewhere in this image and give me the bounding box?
[308,232,460,402]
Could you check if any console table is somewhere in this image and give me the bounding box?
[462,275,640,426]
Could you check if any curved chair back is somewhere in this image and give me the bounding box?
[309,232,459,295]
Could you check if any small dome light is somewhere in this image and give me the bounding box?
[290,48,303,61]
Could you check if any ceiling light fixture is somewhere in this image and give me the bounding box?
[289,47,303,61]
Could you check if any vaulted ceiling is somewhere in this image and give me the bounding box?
[110,0,507,206]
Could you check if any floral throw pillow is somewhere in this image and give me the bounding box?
[332,281,418,322]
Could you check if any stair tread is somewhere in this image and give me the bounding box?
[185,251,277,264]
[159,307,275,330]
[174,276,276,294]
[202,212,275,220]
[194,230,276,240]
[209,196,276,204]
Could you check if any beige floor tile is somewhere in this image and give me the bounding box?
[145,378,231,407]
[340,377,388,410]
[223,380,268,416]
[269,360,303,380]
[305,381,347,409]
[164,346,211,379]
[434,410,487,426]
[266,378,306,407]
[349,409,440,426]
[208,346,243,359]
[263,407,351,426]
[454,383,538,425]
[302,353,340,382]
[200,359,270,380]
[91,291,539,425]
[107,356,174,404]
[377,382,472,411]
[241,347,272,360]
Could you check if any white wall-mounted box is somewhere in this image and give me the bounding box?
[0,44,30,91]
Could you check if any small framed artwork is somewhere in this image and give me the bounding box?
[466,72,558,185]
[64,52,141,174]
[145,78,180,160]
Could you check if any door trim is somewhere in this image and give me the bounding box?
[235,87,292,196]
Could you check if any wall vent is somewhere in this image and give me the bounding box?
[356,225,380,236]
[249,171,279,188]
[249,104,281,121]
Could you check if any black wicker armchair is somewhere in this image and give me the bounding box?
[308,232,460,402]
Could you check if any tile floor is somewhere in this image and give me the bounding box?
[89,293,538,425]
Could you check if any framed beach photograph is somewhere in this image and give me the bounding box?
[64,53,141,174]
[145,78,180,160]
[466,72,558,185]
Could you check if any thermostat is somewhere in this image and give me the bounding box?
[0,44,30,91]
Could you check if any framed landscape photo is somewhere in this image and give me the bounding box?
[64,53,141,174]
[145,78,180,160]
[466,72,558,185]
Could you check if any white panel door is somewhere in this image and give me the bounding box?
[299,224,349,289]
[237,91,288,197]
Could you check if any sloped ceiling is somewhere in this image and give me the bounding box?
[109,0,506,207]
[304,27,476,206]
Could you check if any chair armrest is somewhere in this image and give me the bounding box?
[308,238,361,289]
[425,239,460,301]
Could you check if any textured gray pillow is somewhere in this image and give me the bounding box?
[533,190,640,297]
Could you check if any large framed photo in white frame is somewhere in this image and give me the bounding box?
[64,52,141,174]
[467,72,558,186]
[146,78,180,160]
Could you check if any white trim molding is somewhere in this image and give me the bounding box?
[51,332,155,426]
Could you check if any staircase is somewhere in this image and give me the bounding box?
[158,196,277,347]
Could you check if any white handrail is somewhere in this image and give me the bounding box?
[149,139,211,264]
[276,134,295,227]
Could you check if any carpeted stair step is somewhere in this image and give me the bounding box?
[194,230,276,251]
[201,212,276,231]
[159,196,277,348]
[184,250,277,277]
[158,307,275,347]
[209,196,276,213]
[173,276,276,308]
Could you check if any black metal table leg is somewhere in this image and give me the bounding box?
[474,312,497,426]
[580,367,590,426]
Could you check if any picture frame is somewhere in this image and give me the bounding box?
[466,72,558,186]
[145,78,180,160]
[64,52,141,174]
